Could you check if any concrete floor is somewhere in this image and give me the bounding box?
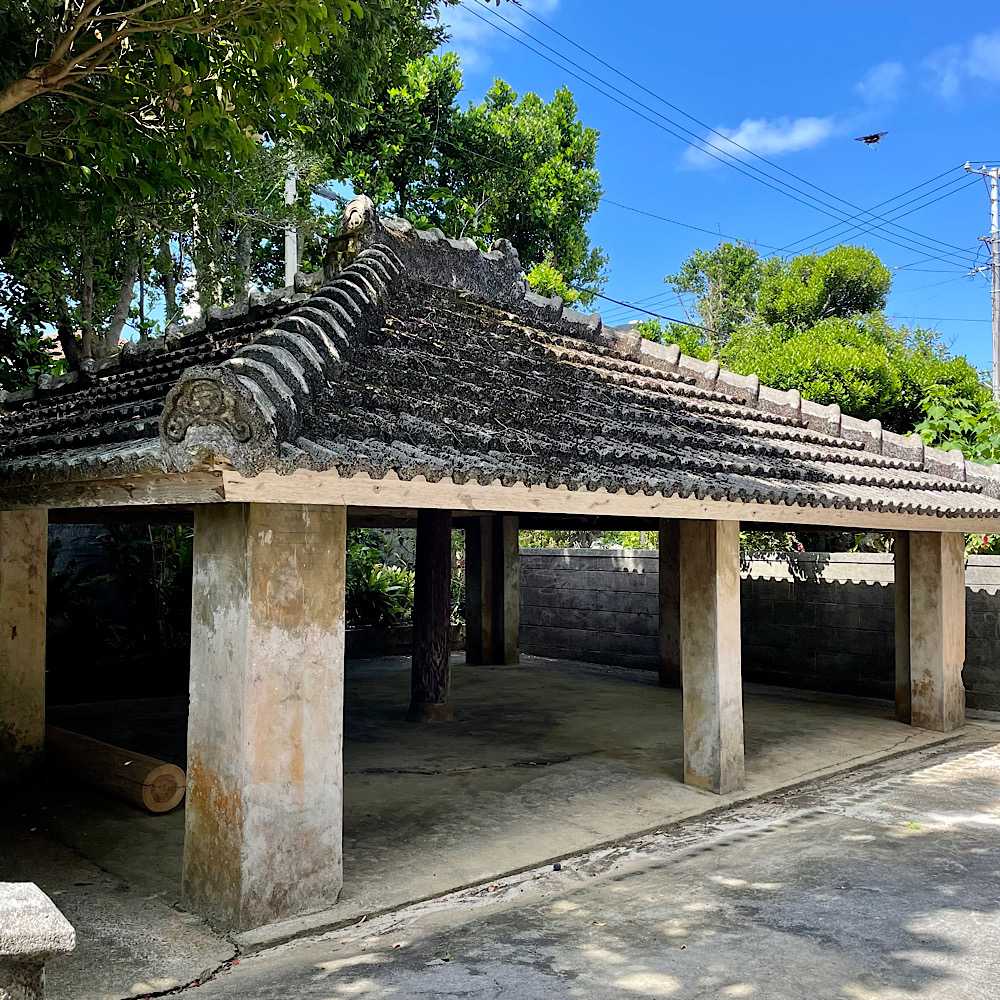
[189,731,1000,999]
[3,656,987,999]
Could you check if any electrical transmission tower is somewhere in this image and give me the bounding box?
[966,162,1000,400]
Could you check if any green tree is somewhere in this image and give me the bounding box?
[635,318,713,360]
[756,245,891,331]
[0,2,453,380]
[664,242,765,347]
[645,241,985,434]
[340,55,607,301]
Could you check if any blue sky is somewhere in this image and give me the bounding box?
[439,1,1000,372]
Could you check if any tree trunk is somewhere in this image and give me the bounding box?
[0,75,44,116]
[55,313,82,371]
[98,255,137,358]
[158,235,178,324]
[137,269,147,341]
[409,510,454,721]
[235,225,252,308]
[79,243,95,359]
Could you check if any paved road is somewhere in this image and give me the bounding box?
[195,735,1000,999]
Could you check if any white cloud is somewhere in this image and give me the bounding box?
[437,0,559,75]
[924,30,1000,97]
[924,44,965,98]
[855,61,906,105]
[682,116,836,169]
[967,31,1000,82]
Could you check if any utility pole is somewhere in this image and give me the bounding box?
[283,166,298,288]
[966,162,1000,401]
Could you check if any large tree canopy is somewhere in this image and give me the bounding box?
[339,54,606,301]
[0,1,454,379]
[638,243,987,435]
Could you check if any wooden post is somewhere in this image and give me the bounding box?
[464,516,494,666]
[658,519,681,688]
[410,509,454,720]
[491,515,520,665]
[184,503,346,931]
[0,510,47,783]
[465,514,518,665]
[908,531,966,732]
[679,519,745,794]
[893,532,911,724]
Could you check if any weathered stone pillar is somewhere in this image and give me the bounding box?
[184,503,346,932]
[0,511,47,783]
[893,532,911,724]
[0,882,75,1000]
[679,519,744,794]
[908,531,966,733]
[410,509,454,721]
[657,519,681,688]
[463,514,518,665]
[464,516,494,666]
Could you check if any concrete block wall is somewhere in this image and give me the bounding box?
[520,549,1000,711]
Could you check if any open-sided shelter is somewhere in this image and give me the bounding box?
[1,197,996,930]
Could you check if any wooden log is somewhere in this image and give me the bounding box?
[45,726,185,813]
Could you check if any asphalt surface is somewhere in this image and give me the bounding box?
[187,732,1000,999]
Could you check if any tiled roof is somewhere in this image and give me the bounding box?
[2,198,1000,523]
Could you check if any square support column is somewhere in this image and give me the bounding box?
[893,532,911,724]
[464,514,519,665]
[679,519,744,794]
[908,531,966,733]
[184,503,346,931]
[0,510,47,783]
[657,519,681,688]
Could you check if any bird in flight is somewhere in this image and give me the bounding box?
[855,131,888,146]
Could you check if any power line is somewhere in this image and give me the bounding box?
[778,167,971,255]
[469,0,978,268]
[585,290,721,339]
[886,315,990,323]
[601,199,784,250]
[808,177,982,257]
[338,91,972,278]
[505,0,974,259]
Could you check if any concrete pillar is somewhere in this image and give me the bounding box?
[893,532,911,724]
[464,515,518,665]
[908,531,966,733]
[679,519,744,794]
[464,516,494,666]
[0,511,47,783]
[184,503,346,931]
[657,520,681,688]
[410,509,454,721]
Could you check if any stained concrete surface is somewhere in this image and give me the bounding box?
[2,657,990,998]
[189,734,1000,999]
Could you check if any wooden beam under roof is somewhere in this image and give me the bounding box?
[4,465,999,535]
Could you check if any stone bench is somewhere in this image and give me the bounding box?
[0,883,75,1000]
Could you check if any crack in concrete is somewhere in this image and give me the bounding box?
[127,947,242,1000]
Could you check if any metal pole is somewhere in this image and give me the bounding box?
[990,169,1000,403]
[283,167,298,288]
[965,162,1000,401]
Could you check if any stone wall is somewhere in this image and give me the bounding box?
[520,549,1000,711]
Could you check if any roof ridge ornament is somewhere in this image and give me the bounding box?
[323,195,378,279]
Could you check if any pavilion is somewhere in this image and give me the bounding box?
[1,196,997,932]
